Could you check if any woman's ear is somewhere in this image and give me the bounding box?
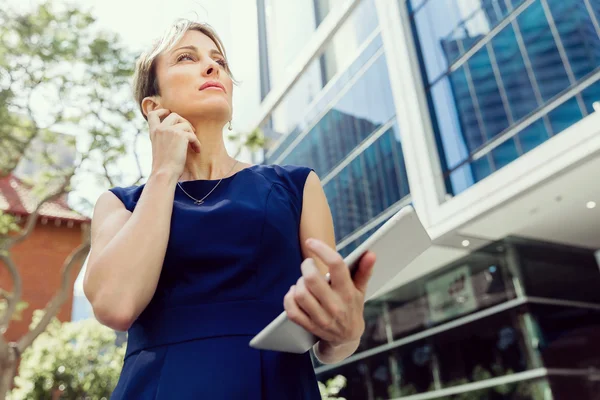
[141,96,162,118]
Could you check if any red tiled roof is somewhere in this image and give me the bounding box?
[0,175,89,223]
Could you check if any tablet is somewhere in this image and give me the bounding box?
[249,205,431,353]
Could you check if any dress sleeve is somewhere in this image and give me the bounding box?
[107,185,143,212]
[277,165,314,215]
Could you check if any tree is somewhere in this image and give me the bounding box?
[0,2,144,397]
[319,375,347,400]
[9,311,125,400]
[229,127,267,160]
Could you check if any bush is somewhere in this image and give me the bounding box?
[9,312,125,400]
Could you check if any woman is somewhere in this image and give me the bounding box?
[84,19,376,399]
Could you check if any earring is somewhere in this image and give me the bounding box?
[228,121,233,131]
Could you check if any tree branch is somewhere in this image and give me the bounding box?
[101,160,115,187]
[17,224,90,353]
[0,253,22,333]
[132,128,145,186]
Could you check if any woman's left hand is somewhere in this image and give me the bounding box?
[283,238,376,348]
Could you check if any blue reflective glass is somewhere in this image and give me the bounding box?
[430,77,469,169]
[466,45,511,139]
[413,0,464,83]
[323,128,409,242]
[282,55,396,178]
[472,154,493,182]
[491,137,519,170]
[481,0,511,25]
[264,0,381,162]
[592,0,600,28]
[582,79,600,114]
[412,0,518,83]
[408,0,427,13]
[517,1,570,101]
[416,0,600,196]
[547,96,583,135]
[516,119,549,153]
[448,163,476,195]
[546,0,600,81]
[490,22,540,120]
[449,66,487,151]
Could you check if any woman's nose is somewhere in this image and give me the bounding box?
[203,62,220,77]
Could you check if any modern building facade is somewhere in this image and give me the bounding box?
[253,0,600,399]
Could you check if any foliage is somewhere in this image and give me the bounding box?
[0,0,144,220]
[229,127,267,159]
[318,375,347,400]
[9,312,125,400]
[0,290,28,322]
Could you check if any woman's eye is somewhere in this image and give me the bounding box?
[217,59,227,67]
[176,53,195,62]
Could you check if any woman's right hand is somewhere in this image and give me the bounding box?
[147,109,201,179]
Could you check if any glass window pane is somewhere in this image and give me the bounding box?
[433,310,528,388]
[471,154,493,182]
[442,378,552,399]
[383,252,516,341]
[581,78,600,114]
[449,66,487,152]
[264,0,381,161]
[278,52,395,177]
[547,96,583,135]
[517,240,600,303]
[448,163,476,195]
[546,0,600,81]
[466,46,511,139]
[264,0,319,81]
[430,77,469,170]
[491,137,520,170]
[517,119,550,154]
[322,126,409,243]
[490,22,540,121]
[547,374,600,399]
[530,304,600,370]
[358,302,389,352]
[517,1,571,101]
[390,342,436,396]
[413,0,460,83]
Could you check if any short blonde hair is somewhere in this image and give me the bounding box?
[133,19,235,118]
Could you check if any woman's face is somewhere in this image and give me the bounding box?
[153,30,233,125]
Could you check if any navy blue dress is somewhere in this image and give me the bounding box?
[107,164,321,399]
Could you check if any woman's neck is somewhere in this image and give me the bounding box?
[180,123,235,181]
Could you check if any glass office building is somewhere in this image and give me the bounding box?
[411,0,600,195]
[254,0,600,399]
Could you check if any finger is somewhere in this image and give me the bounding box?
[294,277,333,330]
[172,122,195,133]
[147,109,170,129]
[353,251,376,295]
[187,133,201,153]
[170,124,200,153]
[300,258,338,315]
[305,239,352,292]
[284,286,317,333]
[162,112,189,127]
